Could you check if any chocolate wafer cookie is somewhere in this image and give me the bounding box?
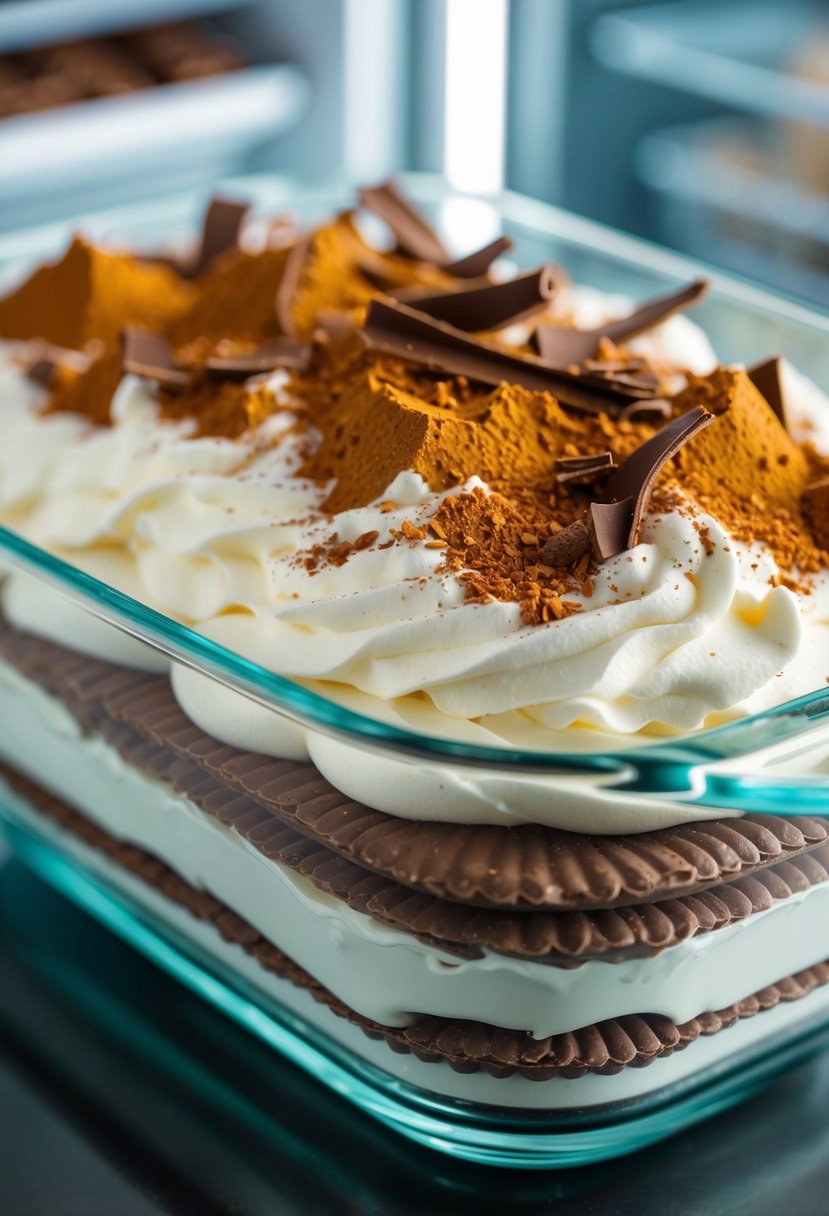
[5,761,829,1084]
[1,621,826,913]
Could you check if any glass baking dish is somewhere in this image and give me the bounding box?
[2,173,829,1168]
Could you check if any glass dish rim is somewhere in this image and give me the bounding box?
[2,170,829,811]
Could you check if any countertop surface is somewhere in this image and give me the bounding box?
[1,849,829,1216]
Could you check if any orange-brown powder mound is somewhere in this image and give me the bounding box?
[0,237,195,350]
[157,376,282,439]
[43,347,124,427]
[670,368,825,573]
[169,246,292,353]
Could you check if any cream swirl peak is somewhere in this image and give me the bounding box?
[0,182,828,833]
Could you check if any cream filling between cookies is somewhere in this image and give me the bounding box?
[2,656,829,1043]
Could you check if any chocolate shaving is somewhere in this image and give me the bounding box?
[602,404,714,547]
[20,340,89,387]
[275,234,312,336]
[748,356,787,428]
[443,235,514,279]
[535,279,709,366]
[205,338,311,377]
[359,181,449,264]
[121,329,191,387]
[193,198,250,276]
[394,266,560,333]
[359,180,513,279]
[555,452,615,485]
[539,406,714,567]
[26,358,58,387]
[360,298,650,416]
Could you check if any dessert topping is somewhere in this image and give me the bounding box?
[359,179,513,278]
[360,297,662,415]
[0,236,194,349]
[204,338,312,376]
[534,279,709,366]
[539,405,714,566]
[391,265,562,332]
[191,198,250,277]
[274,233,312,336]
[122,328,191,386]
[443,235,515,280]
[359,180,450,264]
[747,355,787,429]
[555,452,616,485]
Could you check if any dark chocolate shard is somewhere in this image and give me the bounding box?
[275,233,312,336]
[535,279,709,367]
[205,338,311,377]
[359,180,449,264]
[748,356,786,428]
[26,358,58,387]
[20,340,89,387]
[394,266,560,333]
[539,499,634,567]
[555,452,616,485]
[360,297,647,416]
[443,235,514,279]
[540,406,713,567]
[602,404,714,549]
[193,198,250,276]
[121,329,191,387]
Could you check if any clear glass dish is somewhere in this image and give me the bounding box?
[3,173,829,1168]
[0,171,828,816]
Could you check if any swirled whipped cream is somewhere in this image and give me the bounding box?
[1,186,828,833]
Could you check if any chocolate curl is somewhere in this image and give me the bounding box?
[555,452,615,486]
[748,356,786,428]
[603,404,715,549]
[535,279,710,367]
[275,233,312,336]
[359,180,449,264]
[539,501,634,567]
[121,329,191,387]
[443,235,514,279]
[360,297,649,416]
[394,266,561,333]
[193,198,250,276]
[359,180,513,278]
[539,405,714,568]
[205,338,311,378]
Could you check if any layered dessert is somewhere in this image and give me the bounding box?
[1,182,829,1109]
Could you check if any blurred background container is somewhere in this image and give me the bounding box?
[2,0,828,307]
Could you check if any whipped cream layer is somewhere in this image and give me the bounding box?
[1,296,829,833]
[3,655,829,1045]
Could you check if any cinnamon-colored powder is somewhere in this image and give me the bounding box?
[0,237,194,350]
[670,368,826,574]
